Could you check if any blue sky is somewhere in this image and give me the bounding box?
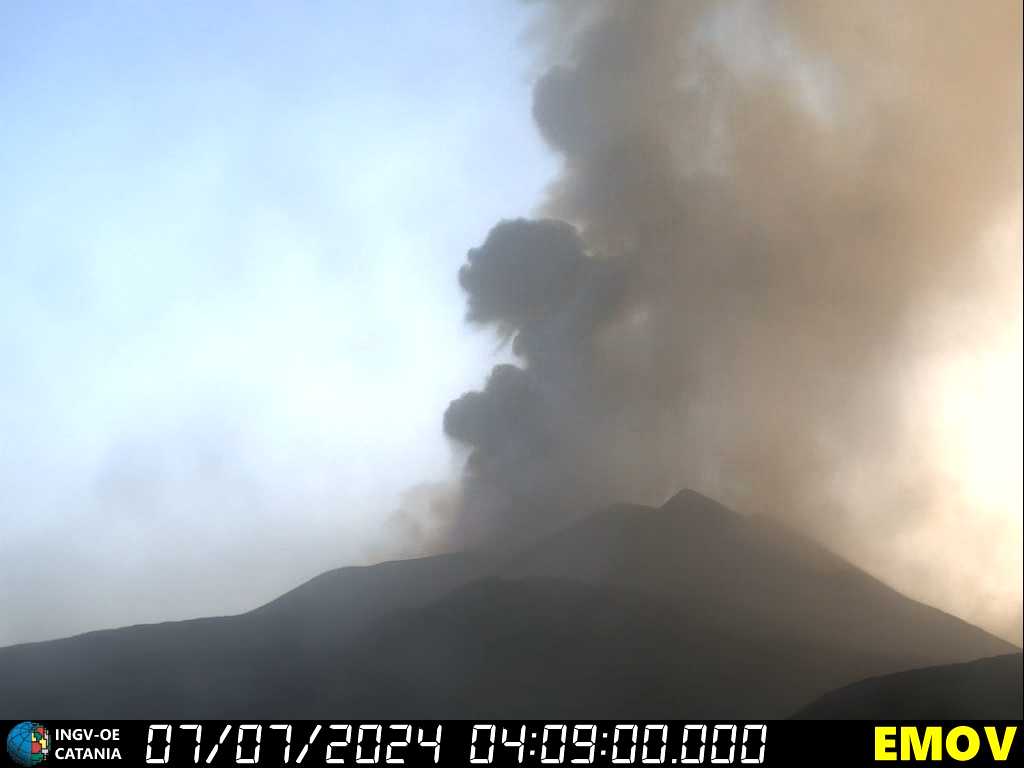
[0,0,557,644]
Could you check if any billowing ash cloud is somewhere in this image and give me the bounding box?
[441,1,1022,638]
[442,219,627,545]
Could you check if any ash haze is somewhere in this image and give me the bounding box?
[1,0,1021,651]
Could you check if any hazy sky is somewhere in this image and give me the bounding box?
[1,0,555,645]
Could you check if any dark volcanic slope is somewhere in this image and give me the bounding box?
[0,490,1017,718]
[504,492,1016,675]
[796,653,1023,719]
[0,552,488,717]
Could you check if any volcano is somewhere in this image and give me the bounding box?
[0,490,1017,718]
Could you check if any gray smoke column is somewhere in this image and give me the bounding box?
[443,1,1022,638]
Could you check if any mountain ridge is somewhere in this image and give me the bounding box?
[0,490,1017,718]
[796,652,1023,719]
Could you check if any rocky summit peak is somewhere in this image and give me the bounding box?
[660,488,740,520]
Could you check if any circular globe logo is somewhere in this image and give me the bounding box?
[6,722,50,767]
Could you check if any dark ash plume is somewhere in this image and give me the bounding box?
[442,1,1022,637]
[442,218,626,545]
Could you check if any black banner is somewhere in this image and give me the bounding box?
[3,720,1021,767]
